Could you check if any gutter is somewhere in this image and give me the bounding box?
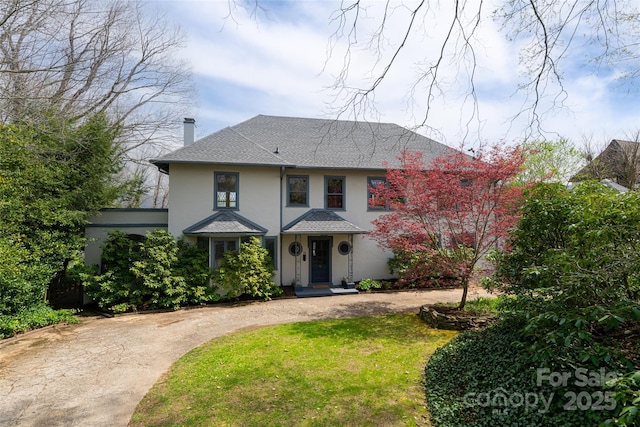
[280,166,286,286]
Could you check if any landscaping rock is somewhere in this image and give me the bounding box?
[419,304,495,330]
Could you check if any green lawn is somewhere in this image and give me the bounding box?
[130,314,457,427]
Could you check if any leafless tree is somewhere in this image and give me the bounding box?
[616,133,640,189]
[152,172,170,209]
[325,0,639,139]
[0,0,194,162]
[579,135,609,180]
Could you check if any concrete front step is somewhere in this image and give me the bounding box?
[294,285,359,298]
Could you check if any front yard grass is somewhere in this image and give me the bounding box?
[130,313,457,426]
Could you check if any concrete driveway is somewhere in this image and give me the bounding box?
[0,288,489,427]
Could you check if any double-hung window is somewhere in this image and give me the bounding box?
[325,176,345,210]
[367,176,388,210]
[215,172,238,209]
[287,175,308,206]
[198,237,277,270]
[264,236,277,270]
[212,239,237,269]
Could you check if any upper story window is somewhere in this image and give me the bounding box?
[215,172,238,209]
[367,176,388,211]
[287,175,309,206]
[325,176,345,210]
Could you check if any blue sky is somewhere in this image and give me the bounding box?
[154,0,639,150]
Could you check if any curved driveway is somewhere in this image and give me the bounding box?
[0,288,490,427]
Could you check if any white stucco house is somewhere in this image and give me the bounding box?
[86,115,456,296]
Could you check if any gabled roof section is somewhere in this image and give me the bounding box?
[152,115,456,173]
[183,211,268,236]
[282,209,366,235]
[571,139,640,186]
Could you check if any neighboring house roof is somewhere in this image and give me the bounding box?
[282,209,366,235]
[571,139,640,186]
[183,211,268,236]
[152,115,456,173]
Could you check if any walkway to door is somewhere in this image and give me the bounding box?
[0,287,492,427]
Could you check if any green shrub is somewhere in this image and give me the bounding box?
[83,231,143,312]
[0,304,78,338]
[84,230,217,313]
[357,278,383,291]
[0,239,47,317]
[487,182,640,369]
[426,181,640,426]
[425,182,640,427]
[130,230,188,310]
[601,371,640,426]
[388,247,471,288]
[212,237,281,300]
[175,240,219,305]
[0,115,131,321]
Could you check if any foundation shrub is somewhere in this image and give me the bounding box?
[174,240,218,305]
[130,230,188,310]
[212,237,280,300]
[84,230,217,313]
[356,278,383,291]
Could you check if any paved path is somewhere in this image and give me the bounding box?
[0,288,490,427]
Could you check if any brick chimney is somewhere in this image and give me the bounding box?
[183,118,195,146]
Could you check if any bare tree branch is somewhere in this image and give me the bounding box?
[0,0,195,163]
[326,0,638,140]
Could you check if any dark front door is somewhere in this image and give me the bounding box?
[309,237,332,284]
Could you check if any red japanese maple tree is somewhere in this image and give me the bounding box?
[368,146,526,309]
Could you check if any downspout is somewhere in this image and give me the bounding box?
[279,166,286,286]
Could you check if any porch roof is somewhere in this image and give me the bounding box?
[282,209,366,235]
[183,211,267,236]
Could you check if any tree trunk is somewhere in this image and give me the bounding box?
[458,275,470,310]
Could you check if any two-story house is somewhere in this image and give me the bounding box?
[87,115,456,297]
[155,115,458,294]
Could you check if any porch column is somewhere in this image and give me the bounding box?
[348,234,354,282]
[294,234,302,285]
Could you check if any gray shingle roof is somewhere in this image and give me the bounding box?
[282,209,365,234]
[183,211,267,236]
[571,139,640,184]
[153,115,455,172]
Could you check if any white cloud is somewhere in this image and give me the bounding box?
[157,0,640,148]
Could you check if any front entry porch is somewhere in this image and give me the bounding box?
[282,209,365,298]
